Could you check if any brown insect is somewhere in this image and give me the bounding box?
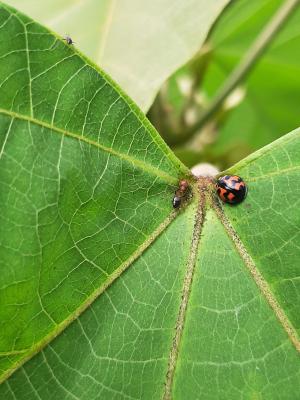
[172,180,189,208]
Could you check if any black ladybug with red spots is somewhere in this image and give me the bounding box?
[216,175,247,205]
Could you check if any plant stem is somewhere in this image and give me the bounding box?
[178,0,300,145]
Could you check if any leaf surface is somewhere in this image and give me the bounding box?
[0,3,300,399]
[173,209,300,399]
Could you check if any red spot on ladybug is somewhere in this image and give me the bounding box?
[216,175,247,205]
[172,180,190,208]
[227,192,235,201]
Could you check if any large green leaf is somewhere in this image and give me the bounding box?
[0,3,300,399]
[4,0,229,111]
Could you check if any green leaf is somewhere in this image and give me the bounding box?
[173,208,300,399]
[4,0,230,111]
[1,3,300,399]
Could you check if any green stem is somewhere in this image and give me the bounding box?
[177,0,300,145]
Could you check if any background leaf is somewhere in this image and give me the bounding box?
[203,0,300,165]
[149,0,300,169]
[4,0,230,111]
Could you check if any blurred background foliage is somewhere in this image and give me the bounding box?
[6,0,300,170]
[148,0,300,169]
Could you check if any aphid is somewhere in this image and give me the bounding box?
[216,175,247,205]
[63,35,74,45]
[172,179,189,209]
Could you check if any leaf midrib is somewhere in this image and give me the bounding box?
[163,179,205,400]
[211,198,300,353]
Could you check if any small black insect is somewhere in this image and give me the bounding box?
[63,35,74,45]
[172,196,181,209]
[172,180,189,209]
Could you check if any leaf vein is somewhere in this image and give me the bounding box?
[0,108,177,184]
[212,199,300,353]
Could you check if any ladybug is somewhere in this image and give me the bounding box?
[63,35,74,45]
[216,175,247,205]
[173,180,189,208]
